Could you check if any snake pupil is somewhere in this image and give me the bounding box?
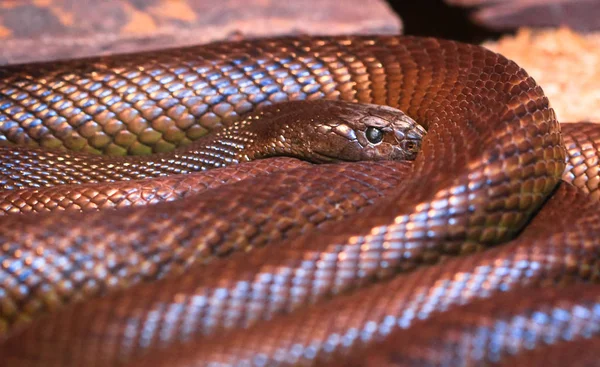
[366,127,384,144]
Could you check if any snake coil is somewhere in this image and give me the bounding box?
[0,35,599,366]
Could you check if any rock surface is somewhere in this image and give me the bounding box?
[446,0,600,32]
[0,0,402,65]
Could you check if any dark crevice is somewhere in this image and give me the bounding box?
[385,0,508,44]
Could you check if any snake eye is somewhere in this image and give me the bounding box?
[366,127,384,144]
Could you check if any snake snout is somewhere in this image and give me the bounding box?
[391,118,426,160]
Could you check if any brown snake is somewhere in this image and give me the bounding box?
[0,35,599,366]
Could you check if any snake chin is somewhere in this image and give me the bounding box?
[309,150,346,163]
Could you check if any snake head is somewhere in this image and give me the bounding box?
[294,101,426,163]
[235,100,426,164]
[348,103,426,162]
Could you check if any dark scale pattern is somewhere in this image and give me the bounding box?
[562,122,600,199]
[0,37,421,155]
[0,160,412,336]
[0,158,308,215]
[3,184,599,367]
[0,35,584,365]
[0,100,424,189]
[496,332,600,366]
[346,284,600,367]
[120,186,600,367]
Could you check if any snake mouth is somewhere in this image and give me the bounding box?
[311,150,347,163]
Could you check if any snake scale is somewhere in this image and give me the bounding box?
[0,35,600,366]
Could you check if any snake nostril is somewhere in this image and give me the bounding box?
[404,140,418,152]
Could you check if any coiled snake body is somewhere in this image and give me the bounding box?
[0,35,599,366]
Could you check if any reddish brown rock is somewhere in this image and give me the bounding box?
[446,0,600,31]
[0,0,402,65]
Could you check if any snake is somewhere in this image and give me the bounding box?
[0,99,423,213]
[0,34,599,366]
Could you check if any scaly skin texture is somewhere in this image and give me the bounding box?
[0,160,412,336]
[2,183,598,367]
[562,122,600,199]
[342,283,600,367]
[123,184,600,367]
[0,35,597,366]
[1,123,597,216]
[0,99,424,189]
[0,158,309,215]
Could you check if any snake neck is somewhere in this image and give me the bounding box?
[0,108,309,188]
[166,107,316,169]
[167,121,264,169]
